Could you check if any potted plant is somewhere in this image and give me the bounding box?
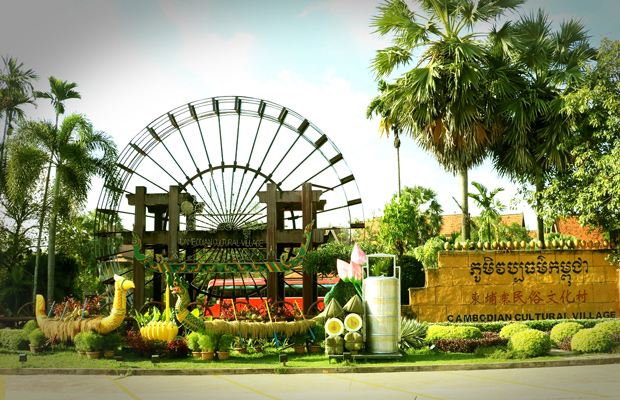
[102,332,122,357]
[308,323,325,353]
[290,331,308,354]
[28,328,47,353]
[217,333,234,360]
[186,331,202,359]
[198,330,218,360]
[73,332,88,355]
[82,331,104,359]
[233,336,246,354]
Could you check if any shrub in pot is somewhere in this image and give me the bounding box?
[102,332,122,357]
[217,333,234,360]
[186,331,202,358]
[290,331,308,353]
[28,328,47,352]
[198,330,218,360]
[73,332,88,354]
[508,329,551,357]
[82,331,105,358]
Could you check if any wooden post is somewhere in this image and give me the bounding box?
[266,184,279,301]
[302,182,317,314]
[132,186,146,309]
[165,185,180,304]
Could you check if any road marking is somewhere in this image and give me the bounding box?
[106,376,141,400]
[214,375,283,400]
[440,371,608,398]
[0,376,5,400]
[325,373,447,400]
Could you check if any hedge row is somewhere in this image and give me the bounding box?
[0,329,29,351]
[433,318,617,333]
[434,332,508,353]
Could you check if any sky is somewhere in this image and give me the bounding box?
[2,0,620,231]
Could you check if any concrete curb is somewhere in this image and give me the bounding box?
[2,355,619,376]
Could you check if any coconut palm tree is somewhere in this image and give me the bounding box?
[24,78,81,302]
[468,181,505,242]
[367,80,404,198]
[6,114,117,302]
[491,10,596,244]
[0,56,38,171]
[369,0,523,240]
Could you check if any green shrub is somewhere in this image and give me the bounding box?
[218,333,234,351]
[73,332,88,352]
[594,320,620,335]
[0,329,29,350]
[81,331,104,352]
[22,320,39,336]
[425,325,483,343]
[198,330,218,352]
[499,323,530,339]
[28,328,47,347]
[186,331,202,352]
[400,318,428,350]
[550,322,583,346]
[508,329,551,357]
[102,332,122,351]
[571,328,615,353]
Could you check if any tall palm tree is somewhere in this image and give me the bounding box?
[468,181,505,242]
[26,77,81,302]
[492,10,596,244]
[369,0,523,240]
[367,80,404,198]
[0,56,38,171]
[7,115,117,302]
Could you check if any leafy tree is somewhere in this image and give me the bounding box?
[6,115,117,302]
[540,38,620,240]
[379,186,442,258]
[492,10,596,244]
[468,181,505,242]
[368,0,522,240]
[0,56,37,170]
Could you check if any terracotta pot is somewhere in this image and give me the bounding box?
[216,351,230,360]
[30,345,42,353]
[294,345,305,354]
[235,347,246,354]
[86,351,101,359]
[103,350,115,357]
[77,350,86,356]
[201,351,214,360]
[308,345,321,353]
[192,351,202,359]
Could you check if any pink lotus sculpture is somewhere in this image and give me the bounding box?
[336,244,367,297]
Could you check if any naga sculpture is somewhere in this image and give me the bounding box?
[133,221,314,274]
[35,274,135,341]
[166,272,317,338]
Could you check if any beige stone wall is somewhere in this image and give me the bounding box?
[407,250,620,323]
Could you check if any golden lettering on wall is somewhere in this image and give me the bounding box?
[470,255,588,286]
[407,250,620,323]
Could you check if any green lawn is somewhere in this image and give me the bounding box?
[0,346,582,372]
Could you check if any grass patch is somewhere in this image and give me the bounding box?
[0,344,586,371]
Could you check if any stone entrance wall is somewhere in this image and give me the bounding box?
[407,250,620,323]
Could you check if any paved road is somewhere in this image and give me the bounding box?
[2,364,620,400]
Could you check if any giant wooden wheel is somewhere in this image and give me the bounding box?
[94,96,364,307]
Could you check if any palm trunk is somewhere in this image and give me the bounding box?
[535,176,545,248]
[395,135,401,199]
[459,166,470,240]
[32,159,53,303]
[0,111,13,171]
[46,170,61,302]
